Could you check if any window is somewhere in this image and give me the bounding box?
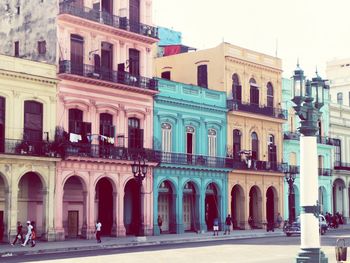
[161,123,172,152]
[232,74,241,102]
[197,65,208,88]
[24,101,43,141]
[17,6,20,15]
[208,129,217,157]
[14,41,19,57]
[251,132,259,160]
[267,82,274,108]
[70,34,84,75]
[0,97,5,152]
[318,155,324,169]
[128,117,143,148]
[334,139,341,166]
[102,0,113,14]
[129,49,140,76]
[250,78,259,105]
[186,126,195,154]
[69,109,83,134]
[161,71,171,80]
[129,0,140,32]
[99,113,115,144]
[337,92,343,105]
[37,41,46,55]
[268,134,276,164]
[318,119,322,136]
[289,152,297,166]
[232,129,241,160]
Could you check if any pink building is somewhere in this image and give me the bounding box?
[54,0,159,240]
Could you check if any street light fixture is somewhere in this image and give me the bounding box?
[284,165,297,224]
[291,64,328,263]
[131,154,148,237]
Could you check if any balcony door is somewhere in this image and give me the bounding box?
[129,0,140,32]
[129,49,140,76]
[71,0,83,8]
[251,132,259,160]
[100,113,115,144]
[24,101,43,142]
[101,42,113,80]
[249,78,259,106]
[70,34,84,75]
[232,74,241,103]
[0,97,5,152]
[232,129,241,160]
[101,0,113,14]
[128,118,143,149]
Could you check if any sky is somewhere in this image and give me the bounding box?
[153,0,350,78]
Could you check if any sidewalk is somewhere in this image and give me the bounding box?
[0,228,285,258]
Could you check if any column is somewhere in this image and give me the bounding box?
[5,188,11,242]
[177,187,184,234]
[117,190,126,236]
[177,114,183,153]
[153,188,159,235]
[41,187,48,241]
[198,193,205,232]
[81,191,88,238]
[111,192,118,236]
[9,186,18,241]
[343,188,349,223]
[46,164,56,241]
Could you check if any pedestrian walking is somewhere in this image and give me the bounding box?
[22,221,33,247]
[30,221,36,247]
[213,217,219,236]
[248,215,254,229]
[95,220,102,243]
[157,215,163,234]
[224,214,232,235]
[11,221,23,246]
[276,213,283,228]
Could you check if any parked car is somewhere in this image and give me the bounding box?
[284,215,328,237]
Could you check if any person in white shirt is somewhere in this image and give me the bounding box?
[22,221,33,246]
[95,220,102,243]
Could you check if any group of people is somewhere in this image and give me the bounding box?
[213,214,234,236]
[11,221,36,247]
[324,212,344,228]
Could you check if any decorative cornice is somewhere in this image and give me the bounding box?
[0,69,58,86]
[225,56,282,74]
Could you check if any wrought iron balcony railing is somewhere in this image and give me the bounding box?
[227,100,287,120]
[231,159,284,172]
[318,168,333,176]
[283,132,338,146]
[334,162,350,171]
[0,139,60,158]
[59,2,158,39]
[59,60,158,91]
[284,165,300,174]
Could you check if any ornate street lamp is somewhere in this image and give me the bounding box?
[131,154,148,236]
[284,165,297,224]
[291,64,328,263]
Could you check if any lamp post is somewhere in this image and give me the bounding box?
[291,64,328,263]
[284,165,297,224]
[131,154,148,237]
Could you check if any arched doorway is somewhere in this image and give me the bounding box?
[0,174,6,242]
[183,181,197,232]
[158,180,176,233]
[231,184,245,229]
[63,176,86,238]
[249,186,262,228]
[266,187,278,227]
[95,178,114,236]
[124,179,139,235]
[319,186,327,214]
[18,172,44,237]
[333,178,345,214]
[205,183,219,231]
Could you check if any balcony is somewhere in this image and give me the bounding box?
[283,132,339,146]
[231,159,284,172]
[59,60,158,91]
[59,2,158,39]
[64,143,159,163]
[319,168,333,176]
[227,100,287,120]
[334,162,350,171]
[0,139,60,158]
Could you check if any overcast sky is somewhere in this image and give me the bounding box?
[153,0,350,78]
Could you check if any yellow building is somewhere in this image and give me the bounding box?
[155,42,286,229]
[0,55,58,241]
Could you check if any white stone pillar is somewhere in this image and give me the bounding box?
[300,136,319,249]
[343,187,349,221]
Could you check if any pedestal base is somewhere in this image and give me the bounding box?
[296,248,328,263]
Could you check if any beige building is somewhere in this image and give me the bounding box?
[155,42,285,228]
[0,54,59,241]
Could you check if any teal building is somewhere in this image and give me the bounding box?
[282,77,334,220]
[153,79,230,234]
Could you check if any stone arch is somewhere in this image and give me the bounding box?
[266,186,278,227]
[230,184,245,229]
[157,179,177,233]
[123,178,140,235]
[205,182,220,230]
[318,185,327,214]
[248,185,262,228]
[333,178,346,215]
[182,180,199,232]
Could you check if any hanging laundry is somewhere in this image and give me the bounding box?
[69,133,82,143]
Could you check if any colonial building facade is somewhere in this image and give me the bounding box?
[155,42,286,229]
[0,54,59,242]
[282,78,335,221]
[153,79,229,234]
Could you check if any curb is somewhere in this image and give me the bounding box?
[1,232,284,258]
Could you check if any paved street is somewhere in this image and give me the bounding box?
[2,228,350,263]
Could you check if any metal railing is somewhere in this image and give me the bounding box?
[231,159,284,172]
[283,132,338,146]
[227,100,287,120]
[0,139,60,158]
[334,162,350,170]
[59,2,158,39]
[318,168,333,176]
[59,60,158,91]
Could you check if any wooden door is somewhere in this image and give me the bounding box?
[129,0,140,32]
[183,195,192,231]
[158,194,169,232]
[70,35,84,75]
[67,211,79,238]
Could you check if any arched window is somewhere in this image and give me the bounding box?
[208,129,217,157]
[267,82,274,108]
[250,78,259,105]
[337,92,343,105]
[251,132,259,160]
[268,134,276,164]
[186,126,195,154]
[128,117,143,148]
[233,129,241,160]
[161,123,172,152]
[24,101,43,141]
[232,74,241,102]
